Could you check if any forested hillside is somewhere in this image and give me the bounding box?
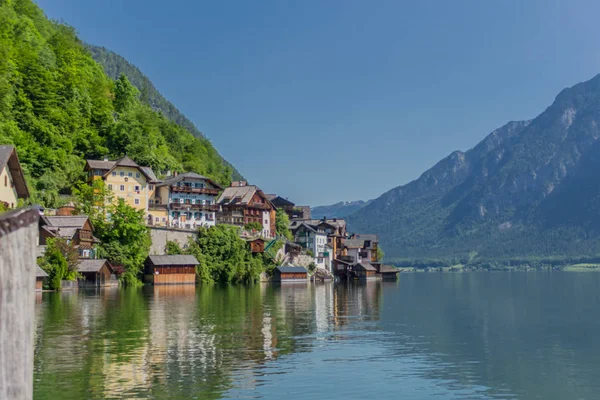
[348,74,600,266]
[86,44,244,181]
[0,0,235,207]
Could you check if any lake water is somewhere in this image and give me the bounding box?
[34,272,600,399]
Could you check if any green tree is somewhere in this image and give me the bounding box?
[275,209,293,241]
[97,198,150,285]
[244,221,263,232]
[377,246,385,262]
[39,238,78,290]
[165,240,183,255]
[113,73,139,113]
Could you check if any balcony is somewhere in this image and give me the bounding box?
[248,202,271,210]
[149,203,168,210]
[170,185,220,196]
[170,202,219,212]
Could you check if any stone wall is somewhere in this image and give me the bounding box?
[149,226,197,255]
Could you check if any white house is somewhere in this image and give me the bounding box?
[290,222,332,272]
[154,172,223,229]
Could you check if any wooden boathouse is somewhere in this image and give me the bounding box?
[273,266,308,282]
[35,266,48,291]
[353,262,377,280]
[145,255,199,285]
[375,263,399,280]
[247,237,265,253]
[78,259,115,287]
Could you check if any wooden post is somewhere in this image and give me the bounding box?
[0,208,39,400]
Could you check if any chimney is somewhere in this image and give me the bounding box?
[174,171,178,177]
[333,218,337,222]
[103,156,109,162]
[231,181,247,187]
[322,216,326,222]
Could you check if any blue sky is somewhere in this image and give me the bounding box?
[37,0,600,206]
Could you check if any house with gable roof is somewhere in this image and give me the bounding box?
[0,145,29,209]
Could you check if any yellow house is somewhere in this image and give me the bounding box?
[0,145,29,209]
[85,156,158,217]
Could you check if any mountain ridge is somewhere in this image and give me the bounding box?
[347,73,600,264]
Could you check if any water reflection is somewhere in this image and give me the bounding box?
[33,274,600,399]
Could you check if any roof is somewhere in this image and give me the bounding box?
[267,195,295,207]
[354,262,376,271]
[276,266,308,273]
[334,258,353,266]
[86,159,115,170]
[217,185,272,209]
[351,234,379,242]
[344,239,366,249]
[379,265,398,273]
[147,255,199,266]
[290,222,326,236]
[85,156,156,181]
[43,216,89,228]
[157,172,223,190]
[36,266,49,278]
[78,259,111,273]
[0,145,29,198]
[289,218,346,231]
[140,167,159,183]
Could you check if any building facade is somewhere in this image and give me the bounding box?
[290,221,334,272]
[85,156,158,213]
[216,181,276,238]
[150,172,222,229]
[0,145,29,209]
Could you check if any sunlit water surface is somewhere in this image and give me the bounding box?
[34,272,600,399]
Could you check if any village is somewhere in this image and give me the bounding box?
[1,145,398,290]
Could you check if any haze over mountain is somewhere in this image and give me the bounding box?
[348,74,600,264]
[311,200,370,220]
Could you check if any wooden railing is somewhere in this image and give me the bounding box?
[170,203,219,211]
[170,186,219,196]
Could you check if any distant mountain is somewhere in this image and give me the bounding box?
[86,45,244,181]
[311,200,370,220]
[348,74,600,265]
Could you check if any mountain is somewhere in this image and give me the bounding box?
[0,0,235,206]
[311,200,370,220]
[348,74,600,265]
[86,45,244,181]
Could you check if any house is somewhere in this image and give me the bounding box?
[289,221,333,272]
[247,238,265,253]
[78,259,116,287]
[216,181,276,238]
[375,264,399,280]
[273,266,308,282]
[35,266,48,291]
[0,145,29,209]
[39,215,99,259]
[151,172,222,229]
[145,255,199,285]
[347,233,379,263]
[84,156,159,213]
[353,262,377,280]
[290,218,347,258]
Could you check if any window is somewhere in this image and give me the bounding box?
[194,212,201,218]
[120,185,125,191]
[112,171,116,177]
[134,185,140,192]
[4,175,6,187]
[134,199,140,205]
[120,171,124,177]
[128,172,133,177]
[136,172,140,178]
[94,169,102,176]
[149,199,154,205]
[108,184,113,190]
[149,185,154,191]
[180,198,184,204]
[162,217,167,222]
[155,217,159,222]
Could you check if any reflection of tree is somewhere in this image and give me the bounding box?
[381,273,600,399]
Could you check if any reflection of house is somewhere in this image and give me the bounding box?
[36,266,48,291]
[78,259,116,287]
[273,266,308,282]
[84,156,158,212]
[145,255,199,285]
[0,145,29,209]
[216,181,276,238]
[151,172,222,229]
[39,215,99,258]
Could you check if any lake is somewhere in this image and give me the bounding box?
[33,272,600,399]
